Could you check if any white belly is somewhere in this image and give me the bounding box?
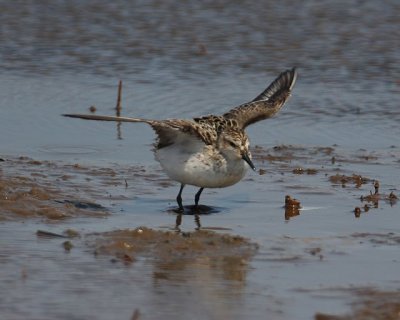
[155,144,248,188]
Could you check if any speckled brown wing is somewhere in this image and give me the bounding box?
[150,119,218,148]
[62,114,217,148]
[193,115,240,133]
[222,68,297,129]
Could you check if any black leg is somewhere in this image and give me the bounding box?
[175,214,182,232]
[194,187,204,207]
[176,184,185,212]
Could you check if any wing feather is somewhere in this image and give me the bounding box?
[223,68,297,128]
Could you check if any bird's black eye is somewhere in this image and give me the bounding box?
[229,141,236,148]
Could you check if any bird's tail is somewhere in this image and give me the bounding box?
[63,114,151,124]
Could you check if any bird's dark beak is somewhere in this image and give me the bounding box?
[242,153,256,171]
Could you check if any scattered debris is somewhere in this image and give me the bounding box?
[360,187,398,206]
[306,247,323,260]
[285,195,301,208]
[374,180,380,194]
[292,167,304,174]
[292,167,318,175]
[329,174,370,187]
[360,192,380,205]
[285,195,301,220]
[388,191,398,203]
[62,241,73,252]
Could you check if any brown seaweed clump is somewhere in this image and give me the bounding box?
[285,195,301,220]
[90,227,258,282]
[315,289,400,320]
[329,174,370,187]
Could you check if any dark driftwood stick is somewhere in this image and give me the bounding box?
[116,80,122,116]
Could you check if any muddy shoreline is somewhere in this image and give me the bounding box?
[1,144,398,319]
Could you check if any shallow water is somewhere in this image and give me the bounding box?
[1,1,400,319]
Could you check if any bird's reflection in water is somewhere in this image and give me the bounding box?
[175,213,201,232]
[172,204,222,232]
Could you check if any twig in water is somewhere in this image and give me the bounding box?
[116,80,122,117]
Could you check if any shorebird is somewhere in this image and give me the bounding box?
[64,68,297,211]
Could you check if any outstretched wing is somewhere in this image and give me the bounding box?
[223,68,297,129]
[63,113,216,148]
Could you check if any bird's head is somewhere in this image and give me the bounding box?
[217,128,255,171]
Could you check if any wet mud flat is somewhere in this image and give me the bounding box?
[90,227,257,279]
[315,288,400,320]
[0,157,108,221]
[0,143,399,320]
